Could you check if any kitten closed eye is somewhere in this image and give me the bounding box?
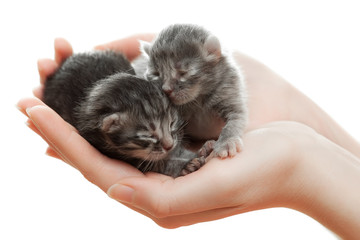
[152,71,160,77]
[178,70,187,77]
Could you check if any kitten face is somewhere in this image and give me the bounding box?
[146,54,212,105]
[141,24,222,106]
[103,108,182,162]
[80,73,185,164]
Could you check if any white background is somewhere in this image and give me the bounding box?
[1,0,359,239]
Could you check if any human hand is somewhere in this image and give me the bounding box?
[105,121,318,228]
[107,120,360,239]
[17,95,304,228]
[16,99,313,228]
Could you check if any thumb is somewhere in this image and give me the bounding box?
[107,167,232,218]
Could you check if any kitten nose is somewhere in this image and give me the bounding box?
[161,141,174,151]
[162,85,173,95]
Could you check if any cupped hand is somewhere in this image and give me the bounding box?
[17,95,314,228]
[105,121,314,228]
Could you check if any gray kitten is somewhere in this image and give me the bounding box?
[135,24,247,158]
[43,51,209,177]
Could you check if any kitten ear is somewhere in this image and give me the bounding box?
[139,40,152,56]
[101,113,128,133]
[203,35,222,58]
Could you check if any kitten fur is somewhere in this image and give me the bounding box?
[43,51,207,177]
[135,24,248,158]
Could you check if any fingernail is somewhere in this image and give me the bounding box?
[107,184,134,203]
[15,104,23,111]
[26,107,32,117]
[25,119,31,127]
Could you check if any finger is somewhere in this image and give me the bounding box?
[117,198,245,229]
[32,85,44,99]
[94,33,154,61]
[151,205,248,229]
[107,160,236,218]
[112,192,248,229]
[25,118,42,137]
[108,176,251,229]
[54,38,73,65]
[17,97,44,117]
[45,146,77,169]
[37,59,58,84]
[21,105,78,168]
[17,97,76,131]
[45,147,62,160]
[25,104,143,191]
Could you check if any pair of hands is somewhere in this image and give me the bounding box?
[17,35,358,230]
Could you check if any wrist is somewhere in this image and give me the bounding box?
[239,122,317,211]
[285,131,360,238]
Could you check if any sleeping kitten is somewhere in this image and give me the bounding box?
[43,51,209,177]
[136,24,247,158]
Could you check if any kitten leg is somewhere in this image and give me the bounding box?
[213,118,245,158]
[162,147,204,177]
[199,139,216,157]
[181,140,215,176]
[180,156,206,176]
[214,136,243,158]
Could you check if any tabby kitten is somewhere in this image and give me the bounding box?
[43,51,208,177]
[136,24,248,158]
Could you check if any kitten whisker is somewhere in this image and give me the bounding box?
[176,121,188,133]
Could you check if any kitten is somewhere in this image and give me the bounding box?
[43,51,209,177]
[136,24,247,158]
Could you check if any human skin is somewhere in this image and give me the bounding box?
[17,36,360,239]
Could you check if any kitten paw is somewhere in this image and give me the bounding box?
[199,140,216,157]
[180,156,206,176]
[213,137,243,158]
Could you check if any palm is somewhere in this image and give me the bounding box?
[106,121,306,228]
[231,52,294,131]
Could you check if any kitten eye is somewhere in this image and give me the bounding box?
[152,71,160,77]
[178,70,187,77]
[134,133,154,139]
[145,68,160,80]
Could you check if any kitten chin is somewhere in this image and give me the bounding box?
[167,82,201,105]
